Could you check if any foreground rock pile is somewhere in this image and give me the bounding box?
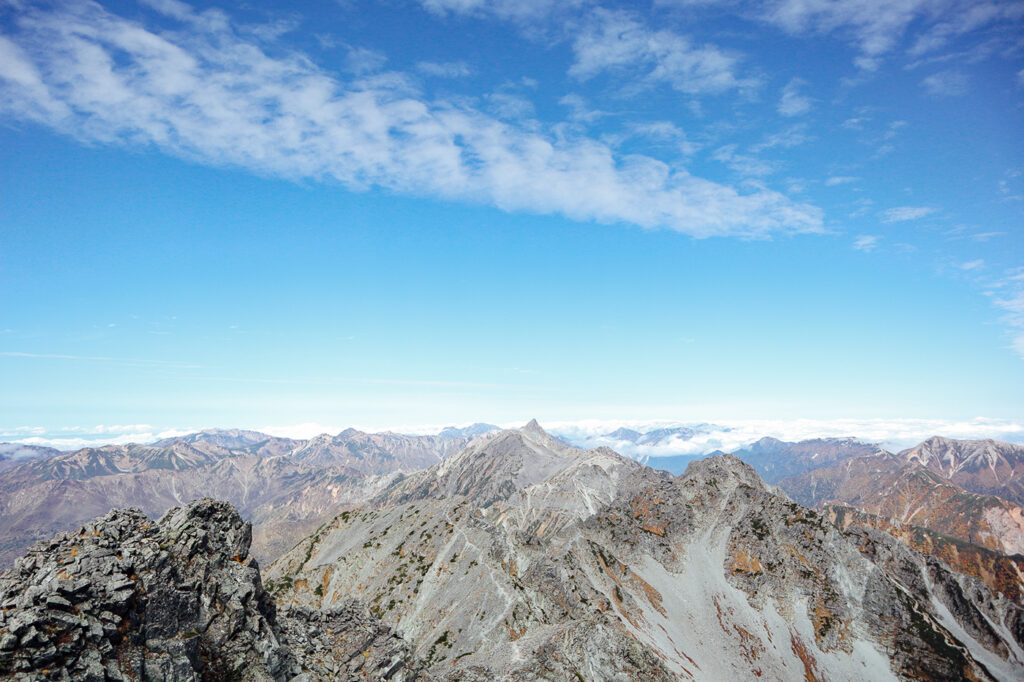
[0,499,293,680]
[0,499,424,681]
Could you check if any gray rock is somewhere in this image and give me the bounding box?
[0,499,295,681]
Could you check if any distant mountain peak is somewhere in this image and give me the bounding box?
[603,427,642,442]
[522,418,544,432]
[305,433,335,446]
[437,422,501,439]
[897,437,1024,503]
[520,419,578,452]
[751,435,788,448]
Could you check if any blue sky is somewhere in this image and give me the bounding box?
[1,0,1022,447]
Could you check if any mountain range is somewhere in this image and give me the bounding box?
[3,422,1024,679]
[779,454,1024,556]
[3,426,1024,571]
[0,428,480,568]
[265,423,1024,679]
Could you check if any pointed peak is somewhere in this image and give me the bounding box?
[522,418,545,434]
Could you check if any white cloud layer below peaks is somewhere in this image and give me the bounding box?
[7,417,1024,454]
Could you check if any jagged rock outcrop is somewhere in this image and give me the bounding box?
[270,422,1024,681]
[0,499,294,681]
[0,498,432,681]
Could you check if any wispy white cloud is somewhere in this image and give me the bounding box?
[558,93,607,124]
[416,60,473,78]
[760,0,1024,69]
[0,1,821,239]
[921,69,969,96]
[972,231,1004,241]
[0,426,46,437]
[344,45,388,74]
[58,424,154,434]
[627,121,699,155]
[825,176,858,186]
[958,259,985,271]
[880,206,936,223]
[484,91,535,119]
[997,296,1024,357]
[2,425,195,450]
[416,0,576,22]
[713,144,777,177]
[749,124,811,152]
[569,9,760,96]
[989,268,1024,359]
[763,0,929,69]
[0,351,199,368]
[777,77,812,116]
[852,234,880,252]
[908,2,1024,57]
[884,120,907,138]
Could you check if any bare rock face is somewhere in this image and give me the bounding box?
[0,499,295,681]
